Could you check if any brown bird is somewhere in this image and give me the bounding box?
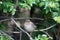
[24,19,36,32]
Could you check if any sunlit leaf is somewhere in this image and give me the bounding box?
[9,6,14,12]
[18,3,31,9]
[53,16,60,23]
[11,9,16,15]
[0,1,2,4]
[0,33,13,40]
[3,9,7,13]
[39,2,45,7]
[52,12,59,18]
[35,34,49,40]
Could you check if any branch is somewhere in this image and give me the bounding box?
[0,19,10,22]
[0,18,57,31]
[11,18,33,40]
[40,31,53,39]
[33,24,57,39]
[0,18,44,22]
[14,18,44,20]
[15,0,18,9]
[34,24,57,31]
[34,30,53,39]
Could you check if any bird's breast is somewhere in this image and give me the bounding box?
[24,24,35,32]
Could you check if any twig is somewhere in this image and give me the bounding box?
[34,24,57,31]
[40,31,53,39]
[34,24,57,39]
[0,19,56,32]
[0,18,44,22]
[0,19,10,22]
[14,18,44,20]
[11,18,33,40]
[34,30,53,39]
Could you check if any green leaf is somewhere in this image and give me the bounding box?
[53,0,59,1]
[39,2,45,7]
[0,1,2,4]
[3,9,7,13]
[52,12,59,18]
[44,2,49,9]
[45,9,49,14]
[38,35,41,39]
[18,3,31,9]
[41,0,46,1]
[48,2,59,9]
[35,34,49,40]
[11,9,16,15]
[53,16,60,23]
[26,0,34,6]
[9,6,14,12]
[35,37,39,40]
[48,2,55,8]
[0,34,13,40]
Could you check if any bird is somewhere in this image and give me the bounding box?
[24,19,36,32]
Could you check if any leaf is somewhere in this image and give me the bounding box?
[44,37,48,40]
[41,0,46,1]
[9,6,14,12]
[35,37,39,40]
[42,34,47,37]
[3,9,7,13]
[11,9,16,15]
[39,2,45,7]
[49,2,56,8]
[26,0,33,6]
[18,3,31,9]
[53,0,59,1]
[45,9,49,14]
[44,2,49,9]
[53,16,60,23]
[35,34,49,40]
[52,12,59,18]
[0,1,2,4]
[0,34,13,40]
[38,35,41,39]
[48,2,59,9]
[1,35,3,40]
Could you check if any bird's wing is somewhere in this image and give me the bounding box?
[31,21,36,28]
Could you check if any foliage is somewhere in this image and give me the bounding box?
[20,0,36,6]
[53,16,60,23]
[38,0,60,23]
[0,0,60,23]
[18,3,31,9]
[34,34,49,40]
[0,22,7,30]
[0,33,13,40]
[2,2,16,15]
[0,1,16,15]
[0,0,60,24]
